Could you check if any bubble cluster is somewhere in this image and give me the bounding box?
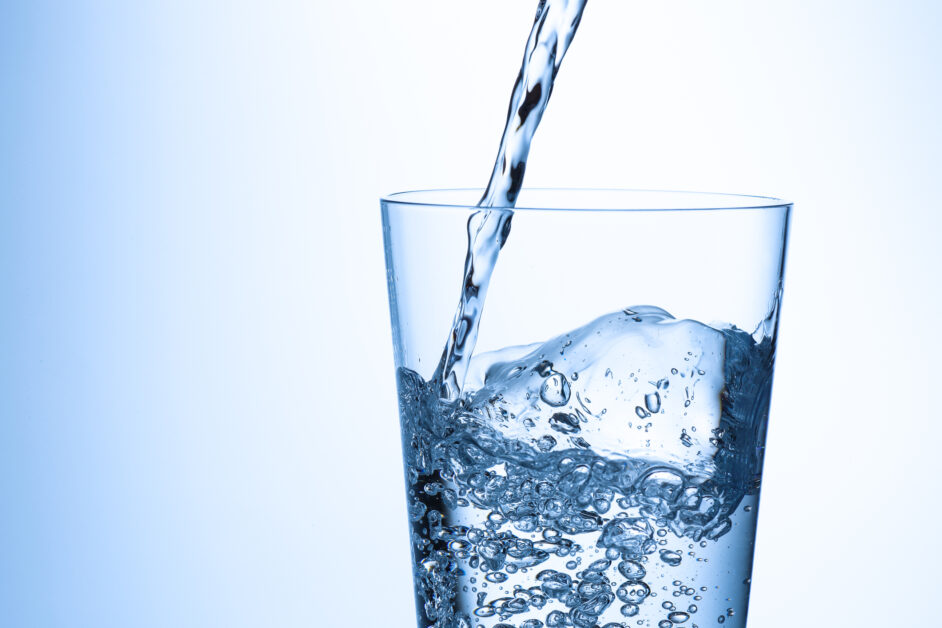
[395,309,775,627]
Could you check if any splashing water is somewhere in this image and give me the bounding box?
[399,308,775,627]
[435,0,589,401]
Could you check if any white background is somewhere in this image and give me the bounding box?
[2,1,940,626]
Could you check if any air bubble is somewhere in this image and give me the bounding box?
[587,558,612,572]
[645,391,661,413]
[616,581,650,604]
[537,435,558,452]
[546,610,569,627]
[598,517,655,558]
[659,550,683,567]
[577,580,608,597]
[620,603,640,617]
[617,560,646,581]
[549,412,581,434]
[540,373,572,407]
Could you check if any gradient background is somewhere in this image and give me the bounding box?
[1,1,940,626]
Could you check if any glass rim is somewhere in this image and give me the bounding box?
[381,188,792,212]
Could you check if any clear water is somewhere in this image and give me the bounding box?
[399,307,775,628]
[435,0,588,400]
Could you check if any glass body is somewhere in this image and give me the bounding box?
[382,189,790,628]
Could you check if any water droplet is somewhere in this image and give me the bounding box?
[680,431,693,447]
[659,550,683,567]
[645,391,661,413]
[537,434,558,451]
[659,621,673,628]
[486,572,508,583]
[717,616,725,624]
[540,372,571,407]
[688,605,698,613]
[635,406,650,419]
[668,612,690,623]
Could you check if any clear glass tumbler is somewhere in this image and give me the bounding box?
[382,189,791,628]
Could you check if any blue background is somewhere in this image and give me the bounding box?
[2,1,940,626]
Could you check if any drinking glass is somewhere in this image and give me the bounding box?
[382,189,791,628]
